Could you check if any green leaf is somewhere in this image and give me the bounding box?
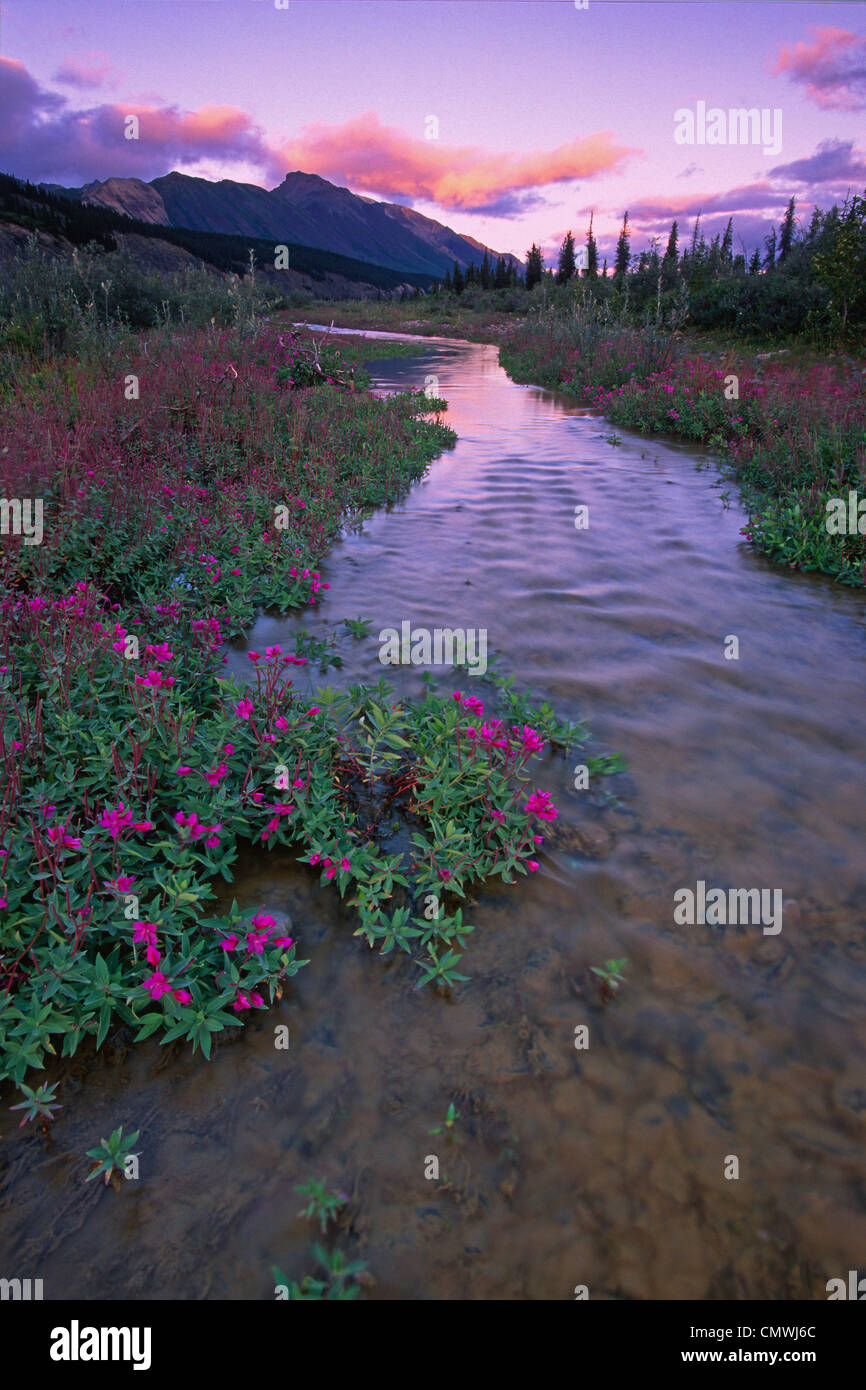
[96,1002,112,1049]
[133,1013,164,1042]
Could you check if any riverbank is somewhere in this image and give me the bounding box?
[1,322,593,1090]
[499,314,866,586]
[297,301,866,587]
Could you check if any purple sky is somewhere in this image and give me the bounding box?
[2,0,865,263]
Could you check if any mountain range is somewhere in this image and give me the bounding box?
[48,171,518,280]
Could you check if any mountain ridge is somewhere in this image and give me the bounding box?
[53,170,518,279]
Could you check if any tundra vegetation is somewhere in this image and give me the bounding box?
[0,256,595,1098]
[319,195,866,585]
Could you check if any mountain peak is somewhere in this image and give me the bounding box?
[63,167,515,279]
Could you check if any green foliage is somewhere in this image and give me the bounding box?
[342,616,373,639]
[273,1246,367,1301]
[296,1178,348,1233]
[85,1125,140,1185]
[591,958,628,999]
[428,1100,460,1138]
[9,1080,62,1127]
[275,1173,367,1299]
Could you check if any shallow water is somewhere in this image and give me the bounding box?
[2,337,865,1300]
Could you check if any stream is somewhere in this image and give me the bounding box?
[1,333,864,1300]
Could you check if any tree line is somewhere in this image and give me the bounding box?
[437,193,866,340]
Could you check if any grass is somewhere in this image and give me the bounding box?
[290,298,522,344]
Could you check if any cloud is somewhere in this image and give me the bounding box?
[0,60,638,213]
[772,26,866,111]
[628,182,789,224]
[274,109,639,213]
[677,162,703,179]
[0,56,272,183]
[53,51,120,91]
[769,137,866,185]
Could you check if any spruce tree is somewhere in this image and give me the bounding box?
[525,243,544,289]
[452,260,464,294]
[585,211,598,278]
[708,233,721,279]
[779,196,796,261]
[690,213,702,257]
[721,217,733,266]
[556,230,576,283]
[661,219,678,290]
[613,211,631,281]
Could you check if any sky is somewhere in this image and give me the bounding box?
[1,0,865,265]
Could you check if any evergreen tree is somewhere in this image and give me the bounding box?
[690,213,702,257]
[585,211,598,278]
[708,233,721,280]
[804,205,823,247]
[452,260,464,294]
[556,230,577,283]
[525,243,544,289]
[748,248,761,275]
[494,255,508,289]
[763,226,777,270]
[721,217,733,266]
[779,196,796,261]
[480,250,491,290]
[443,268,452,291]
[812,193,866,333]
[661,219,679,290]
[613,211,631,280]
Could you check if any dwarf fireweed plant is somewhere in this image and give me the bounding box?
[428,1100,460,1139]
[296,1178,348,1233]
[0,322,600,1087]
[0,600,586,1079]
[85,1125,140,1186]
[591,958,628,1003]
[273,1245,368,1301]
[275,1171,366,1299]
[9,1079,61,1127]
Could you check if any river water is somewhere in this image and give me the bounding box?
[2,334,864,1300]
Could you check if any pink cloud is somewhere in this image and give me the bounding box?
[628,182,787,223]
[274,110,640,214]
[772,26,866,111]
[0,60,637,213]
[0,57,272,183]
[53,51,120,91]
